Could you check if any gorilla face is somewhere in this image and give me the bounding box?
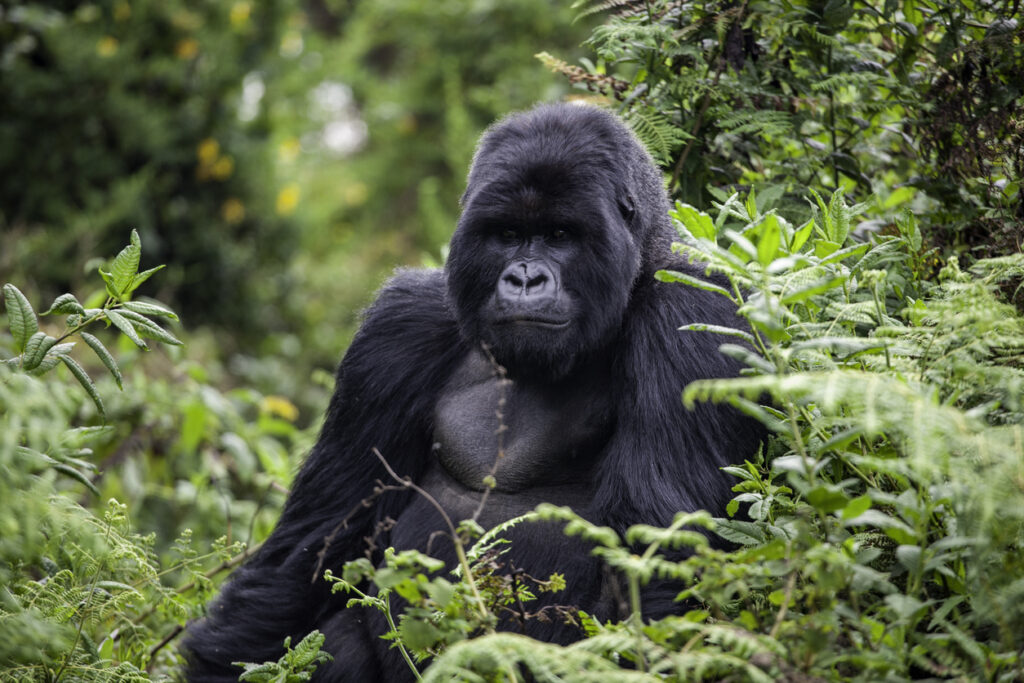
[446,108,645,379]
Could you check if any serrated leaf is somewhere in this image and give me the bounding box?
[28,343,75,375]
[109,229,142,297]
[673,203,716,240]
[121,299,178,321]
[105,309,148,349]
[22,332,58,371]
[115,309,182,346]
[81,332,123,389]
[3,283,38,351]
[60,355,106,420]
[126,264,166,296]
[42,293,85,316]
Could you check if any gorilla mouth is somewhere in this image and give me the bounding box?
[498,317,570,329]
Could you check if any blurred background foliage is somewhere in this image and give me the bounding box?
[1,0,1022,679]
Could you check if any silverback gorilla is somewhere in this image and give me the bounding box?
[184,103,762,681]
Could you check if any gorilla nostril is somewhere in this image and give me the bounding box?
[526,274,547,290]
[504,272,525,288]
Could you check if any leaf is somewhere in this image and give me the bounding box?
[126,264,166,296]
[3,283,38,351]
[713,519,766,546]
[780,276,846,305]
[121,299,179,320]
[655,270,733,299]
[52,464,101,496]
[109,229,142,297]
[42,293,85,316]
[28,342,75,375]
[105,309,148,349]
[756,214,781,266]
[673,203,716,240]
[679,323,756,345]
[842,494,873,520]
[22,332,58,371]
[81,332,123,389]
[791,218,815,252]
[60,355,106,419]
[114,309,183,346]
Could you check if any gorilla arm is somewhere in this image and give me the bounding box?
[590,258,762,538]
[183,269,466,681]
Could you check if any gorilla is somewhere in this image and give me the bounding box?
[184,103,762,681]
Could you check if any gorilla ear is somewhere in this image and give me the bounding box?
[618,195,637,223]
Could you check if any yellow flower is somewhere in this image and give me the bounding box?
[175,38,199,60]
[221,198,245,224]
[261,395,298,422]
[96,36,119,57]
[276,184,300,215]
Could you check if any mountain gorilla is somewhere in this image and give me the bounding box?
[184,103,762,681]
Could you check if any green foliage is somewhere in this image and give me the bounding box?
[1,231,314,681]
[4,230,181,419]
[234,631,333,683]
[0,0,300,332]
[545,0,1024,254]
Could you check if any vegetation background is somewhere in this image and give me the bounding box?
[1,0,1021,681]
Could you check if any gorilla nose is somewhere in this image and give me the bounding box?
[498,261,555,302]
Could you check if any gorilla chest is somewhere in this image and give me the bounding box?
[432,351,614,496]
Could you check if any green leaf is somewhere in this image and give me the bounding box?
[679,323,756,345]
[114,309,183,346]
[42,293,85,316]
[126,265,166,296]
[3,283,38,351]
[655,270,733,299]
[842,494,872,519]
[814,239,841,258]
[121,299,179,321]
[791,218,815,252]
[780,276,846,305]
[398,616,442,651]
[81,332,123,389]
[756,214,781,266]
[105,309,148,349]
[22,332,58,371]
[28,342,75,375]
[98,269,120,300]
[109,229,142,297]
[673,203,716,240]
[60,355,106,419]
[53,464,101,496]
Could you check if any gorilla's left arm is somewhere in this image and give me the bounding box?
[591,259,763,537]
[183,269,467,681]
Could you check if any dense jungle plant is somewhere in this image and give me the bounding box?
[0,232,310,681]
[540,0,1023,254]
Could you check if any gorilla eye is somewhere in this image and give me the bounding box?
[550,229,568,240]
[501,229,519,240]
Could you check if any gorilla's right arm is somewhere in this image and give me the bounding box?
[183,270,465,681]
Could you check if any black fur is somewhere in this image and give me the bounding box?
[183,104,762,682]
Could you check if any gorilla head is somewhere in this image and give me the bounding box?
[445,104,673,380]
